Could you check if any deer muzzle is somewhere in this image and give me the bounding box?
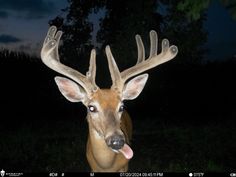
[106,134,125,150]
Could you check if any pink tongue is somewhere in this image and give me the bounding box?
[119,143,133,159]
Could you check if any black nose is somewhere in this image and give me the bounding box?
[106,135,125,150]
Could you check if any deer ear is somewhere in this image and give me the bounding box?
[122,74,148,100]
[54,76,86,102]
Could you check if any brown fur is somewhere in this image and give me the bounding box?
[86,89,132,172]
[86,111,132,172]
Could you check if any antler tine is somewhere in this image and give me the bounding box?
[86,49,98,91]
[121,30,178,82]
[41,26,97,95]
[149,30,158,57]
[135,34,145,64]
[105,45,123,91]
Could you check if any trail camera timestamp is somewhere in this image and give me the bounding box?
[120,173,163,177]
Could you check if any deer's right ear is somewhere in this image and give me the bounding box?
[54,76,86,103]
[122,74,148,100]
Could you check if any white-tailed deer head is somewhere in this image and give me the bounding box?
[41,26,178,172]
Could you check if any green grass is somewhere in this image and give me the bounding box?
[0,118,235,172]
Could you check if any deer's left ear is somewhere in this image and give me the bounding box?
[54,76,86,103]
[122,74,148,100]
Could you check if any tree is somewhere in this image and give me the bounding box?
[50,0,101,73]
[160,0,208,65]
[50,0,208,72]
[97,0,162,70]
[176,0,236,20]
[97,0,208,65]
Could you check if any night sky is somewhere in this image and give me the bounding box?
[0,0,235,61]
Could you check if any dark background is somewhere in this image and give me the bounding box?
[0,0,235,172]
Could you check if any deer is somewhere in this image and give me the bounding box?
[40,26,178,172]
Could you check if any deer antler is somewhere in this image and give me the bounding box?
[106,30,178,92]
[41,26,98,95]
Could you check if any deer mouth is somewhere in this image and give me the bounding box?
[105,134,133,159]
[119,143,134,159]
[111,143,133,160]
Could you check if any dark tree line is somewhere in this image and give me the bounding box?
[0,48,235,123]
[0,49,36,61]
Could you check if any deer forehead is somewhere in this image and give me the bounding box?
[91,89,121,109]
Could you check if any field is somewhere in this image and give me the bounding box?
[1,116,235,172]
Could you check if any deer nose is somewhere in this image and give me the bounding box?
[106,135,125,150]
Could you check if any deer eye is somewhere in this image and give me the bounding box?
[88,105,98,113]
[119,104,125,112]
